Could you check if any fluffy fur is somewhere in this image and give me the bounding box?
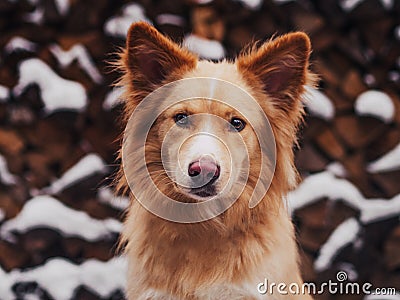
[115,22,316,299]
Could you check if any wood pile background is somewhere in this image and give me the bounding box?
[0,0,399,299]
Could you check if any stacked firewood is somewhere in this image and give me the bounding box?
[0,0,399,299]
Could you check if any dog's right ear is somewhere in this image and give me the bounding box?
[124,22,197,90]
[237,33,311,114]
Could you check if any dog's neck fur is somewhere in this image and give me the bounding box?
[122,197,300,299]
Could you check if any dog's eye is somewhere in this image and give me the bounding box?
[174,113,189,126]
[230,118,246,132]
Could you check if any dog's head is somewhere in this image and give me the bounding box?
[118,22,313,222]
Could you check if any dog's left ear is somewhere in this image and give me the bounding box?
[237,32,311,112]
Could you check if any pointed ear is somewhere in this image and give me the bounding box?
[237,32,311,112]
[125,22,197,89]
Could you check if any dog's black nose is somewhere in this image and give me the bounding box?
[188,159,220,182]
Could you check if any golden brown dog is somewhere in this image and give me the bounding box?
[116,21,315,299]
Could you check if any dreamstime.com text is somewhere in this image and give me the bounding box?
[257,271,398,296]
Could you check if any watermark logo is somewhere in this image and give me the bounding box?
[257,271,398,296]
[121,78,276,223]
[336,271,348,282]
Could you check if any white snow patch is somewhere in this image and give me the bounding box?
[1,195,122,241]
[354,90,394,123]
[54,0,69,16]
[337,262,358,281]
[104,3,151,38]
[361,194,400,223]
[303,86,335,120]
[156,14,185,26]
[183,34,225,60]
[13,58,87,114]
[314,218,360,271]
[49,44,103,84]
[236,0,263,9]
[23,6,44,24]
[98,187,130,211]
[0,154,17,185]
[341,0,393,11]
[363,74,376,86]
[103,87,124,110]
[288,171,363,213]
[4,36,37,53]
[0,265,13,299]
[0,256,127,300]
[42,153,107,194]
[0,208,4,223]
[388,71,400,82]
[379,0,394,9]
[288,171,400,224]
[326,162,347,177]
[395,26,400,40]
[340,0,364,11]
[0,85,9,102]
[367,142,400,173]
